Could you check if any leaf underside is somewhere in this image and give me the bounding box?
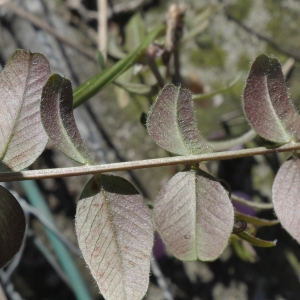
[153,169,234,261]
[272,157,300,243]
[243,54,300,143]
[147,85,213,155]
[41,74,93,165]
[0,50,50,171]
[75,174,153,300]
[0,186,26,268]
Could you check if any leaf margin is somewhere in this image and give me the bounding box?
[75,173,154,300]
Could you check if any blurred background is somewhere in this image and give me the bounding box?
[1,0,300,299]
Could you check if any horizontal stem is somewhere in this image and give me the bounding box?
[1,142,300,182]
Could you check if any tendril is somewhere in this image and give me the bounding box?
[233,220,247,233]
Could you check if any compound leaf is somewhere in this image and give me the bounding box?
[41,74,93,165]
[272,157,300,243]
[75,174,153,300]
[153,168,234,261]
[0,185,26,268]
[147,85,213,155]
[243,54,300,143]
[0,50,50,171]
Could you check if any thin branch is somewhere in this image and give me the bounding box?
[150,255,173,300]
[23,204,81,256]
[226,11,300,62]
[192,73,242,101]
[210,129,257,151]
[73,0,146,22]
[0,142,300,181]
[235,211,279,226]
[147,54,166,88]
[98,0,107,61]
[173,47,181,84]
[282,57,295,77]
[232,194,274,210]
[2,1,96,61]
[146,43,166,88]
[32,235,71,287]
[0,283,7,300]
[164,4,185,84]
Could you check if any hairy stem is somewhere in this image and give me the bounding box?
[0,142,300,181]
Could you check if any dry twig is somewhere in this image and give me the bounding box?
[98,0,107,62]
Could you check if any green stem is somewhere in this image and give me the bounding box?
[232,193,273,210]
[235,211,279,226]
[1,142,300,181]
[192,73,241,101]
[73,25,166,108]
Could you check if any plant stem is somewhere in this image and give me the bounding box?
[0,142,300,181]
[210,129,257,151]
[231,194,273,209]
[147,54,166,88]
[226,11,300,62]
[98,0,107,61]
[73,25,165,108]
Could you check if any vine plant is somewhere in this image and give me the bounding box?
[1,46,300,300]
